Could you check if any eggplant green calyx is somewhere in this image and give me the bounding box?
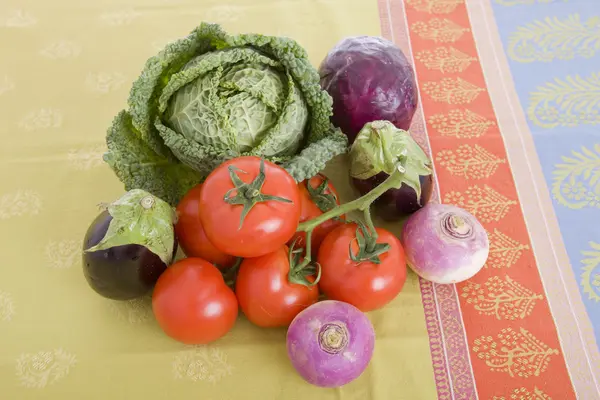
[349,220,390,264]
[224,158,292,229]
[349,120,432,202]
[287,238,322,288]
[84,189,177,265]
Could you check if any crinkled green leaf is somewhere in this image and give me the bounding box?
[160,48,284,152]
[104,22,347,206]
[84,189,177,265]
[104,111,202,206]
[349,120,431,199]
[282,129,348,182]
[127,24,223,159]
[158,46,308,158]
[249,71,308,158]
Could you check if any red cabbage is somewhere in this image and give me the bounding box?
[318,36,418,143]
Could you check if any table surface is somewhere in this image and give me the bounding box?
[1,0,598,399]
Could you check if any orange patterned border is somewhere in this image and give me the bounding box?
[466,0,600,397]
[378,0,577,398]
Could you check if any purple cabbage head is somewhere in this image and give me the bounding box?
[318,36,418,144]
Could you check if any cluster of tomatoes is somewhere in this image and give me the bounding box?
[151,156,407,345]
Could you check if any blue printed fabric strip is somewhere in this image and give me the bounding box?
[490,0,600,343]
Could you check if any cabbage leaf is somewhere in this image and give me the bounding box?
[104,22,348,205]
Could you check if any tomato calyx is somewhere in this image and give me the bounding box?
[224,158,293,229]
[287,240,322,288]
[349,221,390,264]
[307,177,339,214]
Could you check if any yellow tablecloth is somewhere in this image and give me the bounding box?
[0,1,437,398]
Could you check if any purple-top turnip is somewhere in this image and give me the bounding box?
[401,203,489,284]
[286,300,375,388]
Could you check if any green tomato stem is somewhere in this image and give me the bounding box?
[301,230,313,268]
[296,163,406,233]
[287,234,321,287]
[307,177,339,214]
[363,208,378,253]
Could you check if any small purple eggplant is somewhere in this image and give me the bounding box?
[348,120,433,221]
[82,190,177,300]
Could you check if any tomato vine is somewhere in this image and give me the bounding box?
[294,159,407,271]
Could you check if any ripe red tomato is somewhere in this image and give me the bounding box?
[235,246,319,328]
[175,184,236,269]
[317,223,407,312]
[199,156,301,258]
[288,174,345,257]
[152,258,238,344]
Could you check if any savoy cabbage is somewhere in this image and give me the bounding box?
[104,22,348,206]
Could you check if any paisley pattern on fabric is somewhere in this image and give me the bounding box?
[492,386,552,400]
[428,109,496,138]
[172,346,233,383]
[472,328,559,378]
[0,290,16,322]
[415,46,477,73]
[405,0,464,14]
[486,229,530,269]
[552,145,600,210]
[508,14,600,63]
[581,242,600,302]
[461,276,543,320]
[0,190,42,219]
[436,144,506,179]
[489,0,600,395]
[411,19,470,43]
[527,72,600,129]
[15,349,77,388]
